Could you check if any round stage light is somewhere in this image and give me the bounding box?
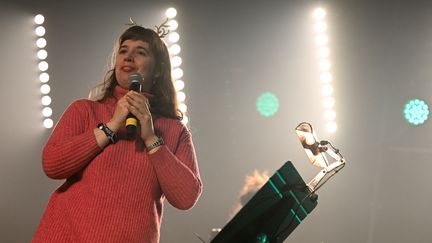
[256,92,279,117]
[404,99,429,125]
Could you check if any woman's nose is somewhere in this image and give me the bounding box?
[124,53,133,62]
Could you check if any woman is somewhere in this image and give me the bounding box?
[32,25,202,243]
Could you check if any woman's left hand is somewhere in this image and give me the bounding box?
[126,91,156,142]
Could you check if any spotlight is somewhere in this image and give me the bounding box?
[404,99,429,125]
[43,118,54,128]
[34,14,45,25]
[35,26,46,36]
[166,8,177,19]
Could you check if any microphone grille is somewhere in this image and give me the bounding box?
[128,73,143,84]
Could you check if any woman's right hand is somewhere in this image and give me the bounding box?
[106,94,130,133]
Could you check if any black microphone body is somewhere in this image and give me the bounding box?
[126,73,143,138]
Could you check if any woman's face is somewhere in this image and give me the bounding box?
[115,39,156,91]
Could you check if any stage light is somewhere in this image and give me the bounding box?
[168,19,178,30]
[43,118,53,129]
[313,8,326,20]
[35,26,46,36]
[323,97,335,108]
[37,49,48,60]
[326,121,337,133]
[36,38,46,48]
[40,84,51,94]
[314,21,327,33]
[39,73,49,83]
[34,14,45,25]
[38,61,48,71]
[41,95,52,106]
[166,7,177,19]
[182,115,189,125]
[319,60,331,70]
[256,92,279,117]
[318,47,329,58]
[171,56,182,67]
[42,107,53,117]
[320,72,332,83]
[179,103,187,113]
[165,7,188,125]
[404,99,429,125]
[169,44,181,55]
[321,84,334,96]
[174,80,185,91]
[315,34,328,46]
[172,68,183,79]
[325,109,336,120]
[313,7,337,133]
[168,32,180,43]
[177,91,186,102]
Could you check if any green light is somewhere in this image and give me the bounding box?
[404,99,429,125]
[256,92,279,117]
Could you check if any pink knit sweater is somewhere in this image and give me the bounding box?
[32,85,202,243]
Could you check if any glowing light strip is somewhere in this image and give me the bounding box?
[34,14,53,129]
[164,8,189,125]
[313,7,337,133]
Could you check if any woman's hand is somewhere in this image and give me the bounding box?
[125,91,157,143]
[107,94,130,133]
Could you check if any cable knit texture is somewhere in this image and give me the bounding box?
[32,85,202,243]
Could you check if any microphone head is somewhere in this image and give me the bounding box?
[128,73,143,92]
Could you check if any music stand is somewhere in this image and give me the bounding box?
[211,161,318,243]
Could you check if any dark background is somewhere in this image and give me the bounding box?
[1,0,432,242]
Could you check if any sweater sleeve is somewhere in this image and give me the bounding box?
[42,100,102,179]
[148,125,202,210]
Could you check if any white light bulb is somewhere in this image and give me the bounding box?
[38,61,49,71]
[172,68,184,79]
[175,80,185,91]
[41,95,52,105]
[166,8,177,19]
[322,84,334,96]
[315,34,328,46]
[179,103,187,113]
[168,32,180,43]
[36,38,47,48]
[40,84,51,94]
[313,8,326,20]
[326,121,337,133]
[318,47,329,58]
[315,21,327,33]
[323,97,335,108]
[42,107,53,117]
[320,72,332,83]
[34,14,45,25]
[43,118,54,129]
[169,44,181,55]
[35,26,46,36]
[325,109,336,120]
[168,20,178,30]
[177,91,186,102]
[181,115,189,125]
[171,56,182,67]
[37,49,48,60]
[319,60,331,71]
[39,73,50,83]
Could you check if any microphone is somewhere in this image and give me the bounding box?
[126,73,143,138]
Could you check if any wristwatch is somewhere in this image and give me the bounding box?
[97,123,118,144]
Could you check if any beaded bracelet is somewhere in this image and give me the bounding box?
[147,136,164,151]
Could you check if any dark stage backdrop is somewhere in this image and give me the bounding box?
[1,0,431,242]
